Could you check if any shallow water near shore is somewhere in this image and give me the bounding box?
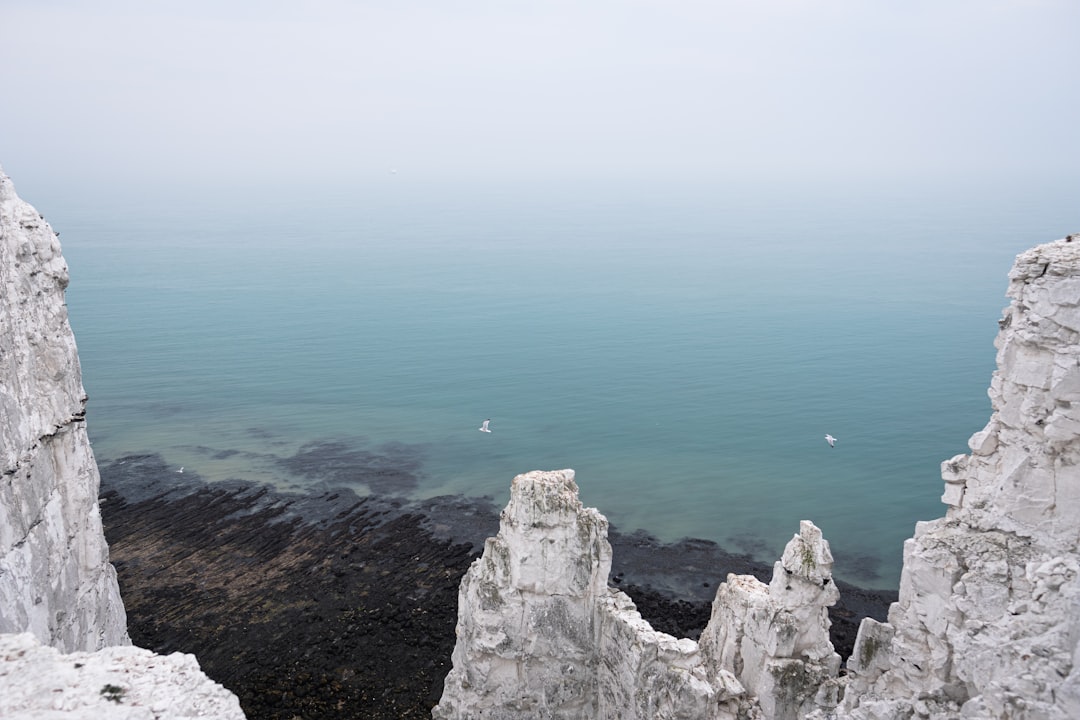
[47,176,1077,588]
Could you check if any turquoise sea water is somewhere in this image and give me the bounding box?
[42,177,1077,588]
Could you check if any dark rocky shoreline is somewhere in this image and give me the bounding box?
[100,454,895,720]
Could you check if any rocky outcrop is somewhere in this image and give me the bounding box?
[839,238,1080,719]
[0,632,244,719]
[0,166,128,651]
[436,237,1080,719]
[699,520,842,720]
[432,469,842,719]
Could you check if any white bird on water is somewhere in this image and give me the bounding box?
[825,434,837,448]
[479,419,492,433]
[177,466,184,473]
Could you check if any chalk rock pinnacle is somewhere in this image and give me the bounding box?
[700,520,842,720]
[0,166,129,651]
[840,238,1080,719]
[434,469,613,718]
[434,469,841,719]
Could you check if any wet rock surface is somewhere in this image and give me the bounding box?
[100,454,892,719]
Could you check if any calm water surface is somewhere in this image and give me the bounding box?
[42,177,1077,587]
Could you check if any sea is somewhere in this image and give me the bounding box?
[36,174,1078,589]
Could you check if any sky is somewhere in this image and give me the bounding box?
[1,0,1078,196]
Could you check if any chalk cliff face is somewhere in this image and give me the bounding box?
[840,238,1080,719]
[0,167,245,718]
[436,237,1080,719]
[0,166,129,651]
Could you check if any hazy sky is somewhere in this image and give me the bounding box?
[1,0,1078,194]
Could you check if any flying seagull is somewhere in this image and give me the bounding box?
[177,466,184,473]
[825,434,837,448]
[479,419,492,433]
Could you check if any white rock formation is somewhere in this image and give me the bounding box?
[433,469,613,719]
[839,237,1080,720]
[699,520,842,720]
[433,469,842,720]
[0,165,129,651]
[0,632,245,719]
[1,166,245,719]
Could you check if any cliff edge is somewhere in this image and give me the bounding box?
[0,166,128,651]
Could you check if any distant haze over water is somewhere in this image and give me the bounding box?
[49,176,1077,588]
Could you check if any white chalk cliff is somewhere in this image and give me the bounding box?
[0,166,244,719]
[0,167,128,651]
[838,238,1080,719]
[435,238,1080,719]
